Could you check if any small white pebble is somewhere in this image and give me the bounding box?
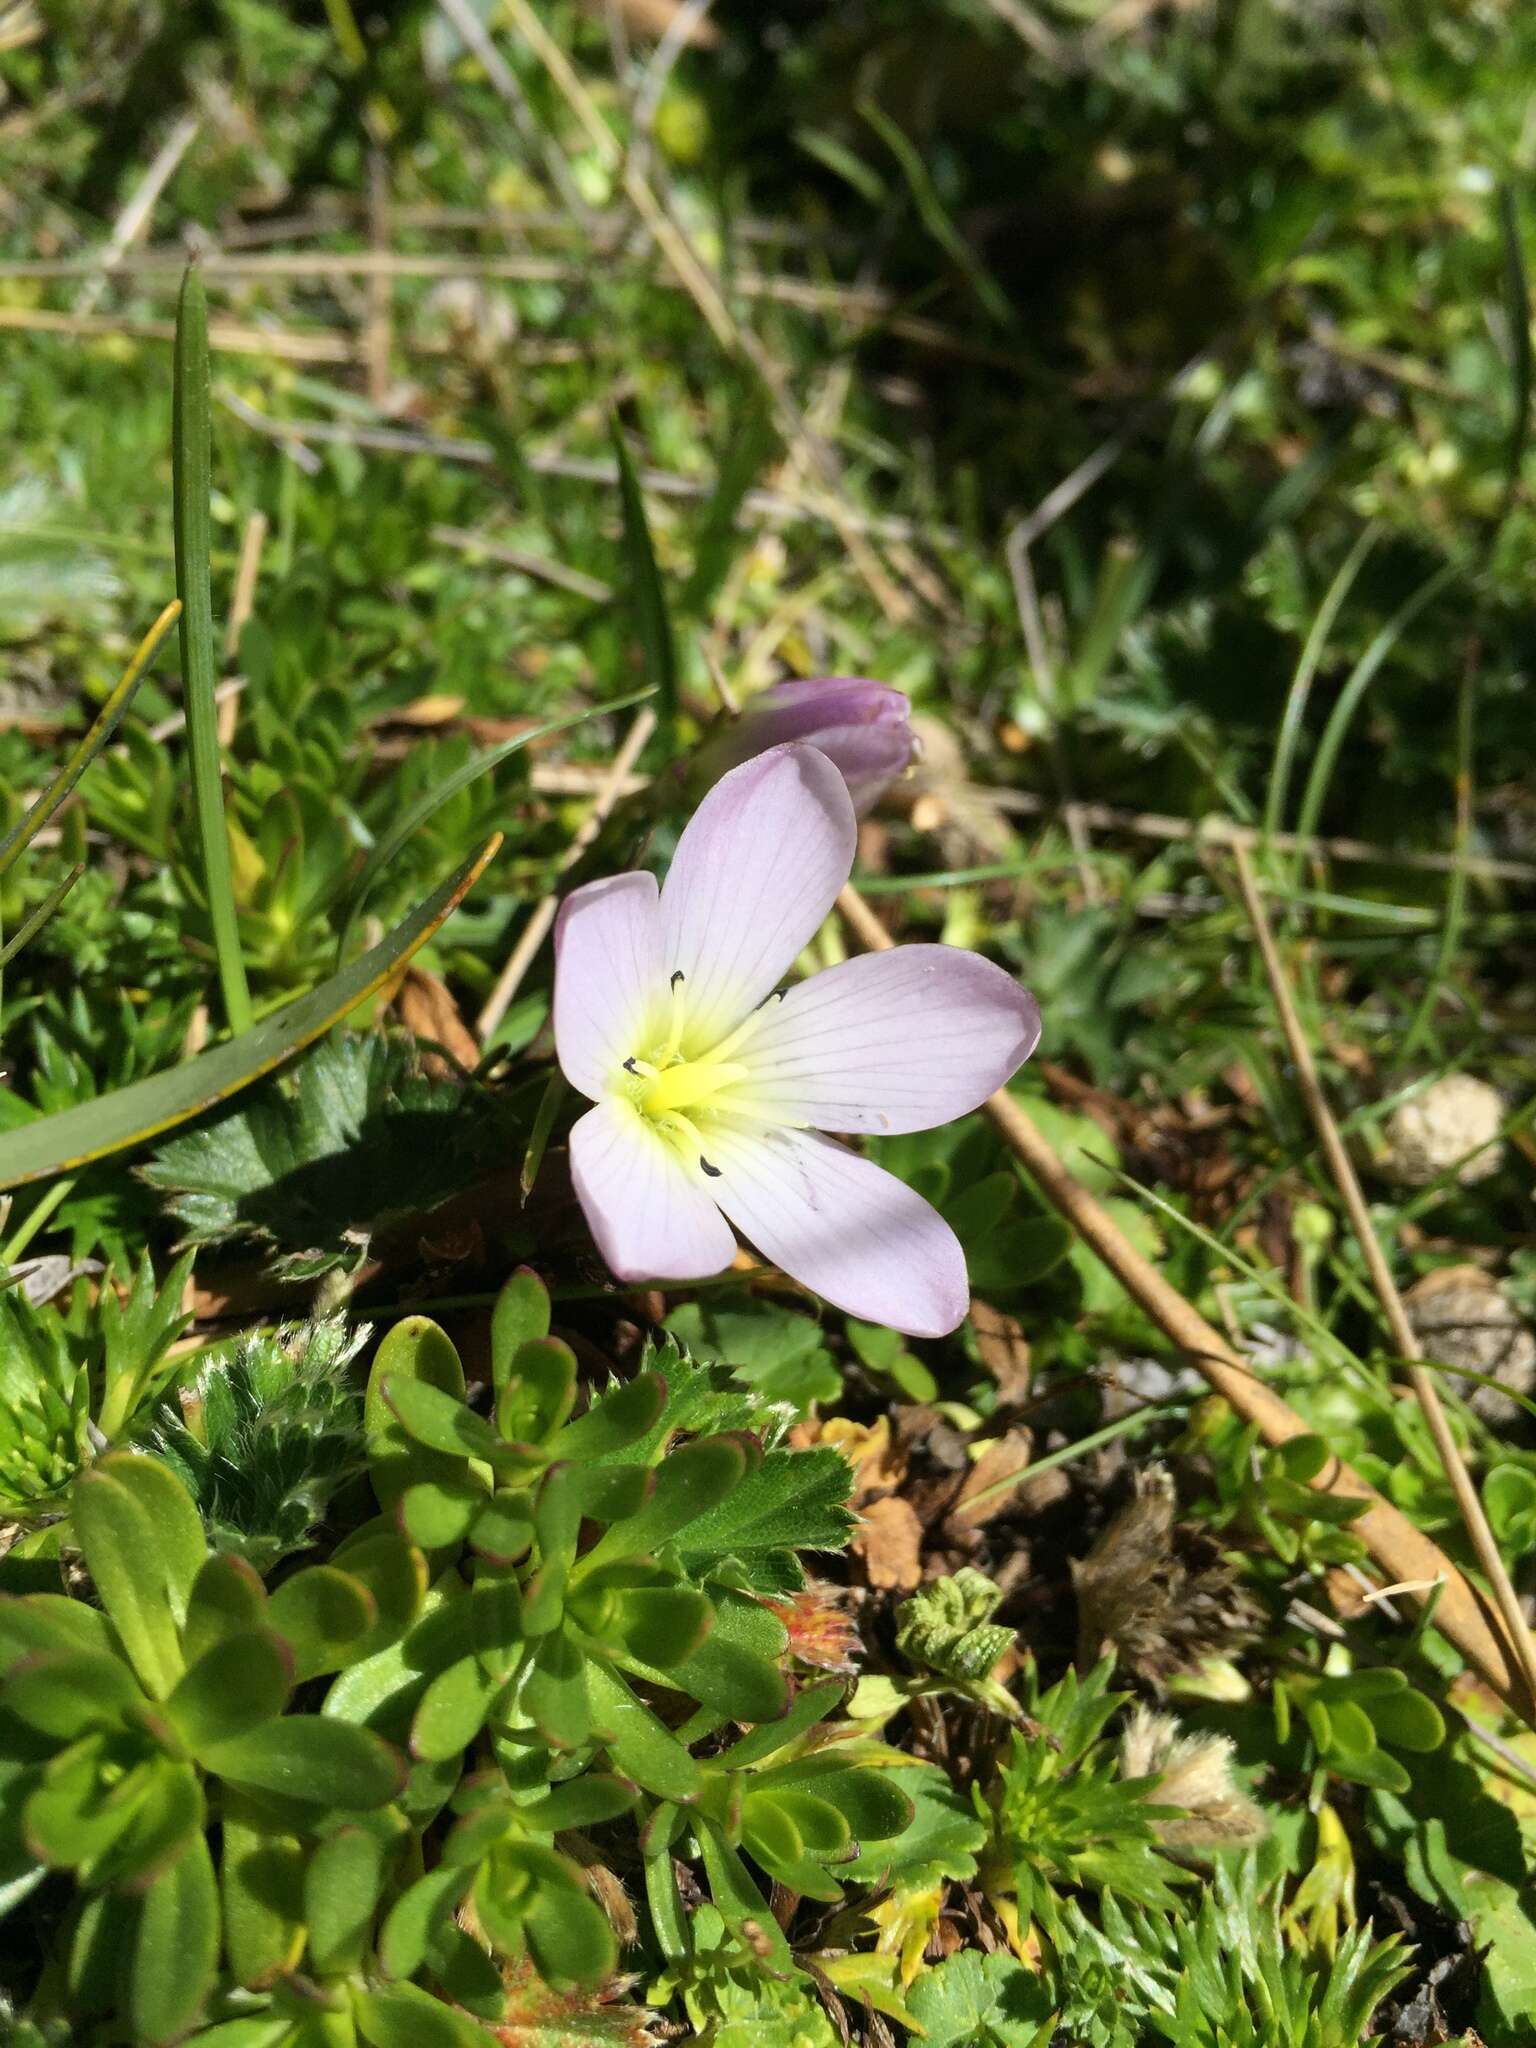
[1380,1074,1505,1188]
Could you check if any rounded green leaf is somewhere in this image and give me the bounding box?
[167,1630,294,1756]
[411,1655,502,1764]
[467,1499,534,1568]
[329,1525,428,1659]
[767,1788,851,1859]
[1366,1687,1446,1754]
[355,1980,494,2048]
[384,1375,502,1464]
[520,1773,637,1833]
[71,1463,184,1698]
[268,1567,377,1681]
[130,1832,219,2043]
[491,1270,552,1391]
[26,1734,145,1869]
[221,1794,305,1986]
[551,1372,666,1462]
[767,1757,916,1843]
[201,1716,405,1809]
[108,1760,205,1891]
[401,1481,482,1552]
[305,1824,387,1976]
[366,1318,467,1510]
[184,1553,269,1665]
[581,1437,748,1571]
[521,1873,618,1989]
[378,1863,468,1981]
[93,1452,208,1627]
[496,1335,577,1445]
[6,1648,143,1740]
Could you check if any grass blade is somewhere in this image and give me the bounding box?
[1494,182,1531,541]
[610,418,678,751]
[1290,561,1456,873]
[0,599,180,882]
[0,838,500,1192]
[0,863,84,975]
[174,261,253,1036]
[1263,523,1379,846]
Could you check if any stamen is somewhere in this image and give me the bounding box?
[670,969,686,988]
[700,1156,721,1178]
[622,1057,638,1073]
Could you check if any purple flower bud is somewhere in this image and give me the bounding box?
[701,677,915,816]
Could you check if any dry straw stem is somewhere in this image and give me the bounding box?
[1230,841,1536,1712]
[496,0,914,626]
[833,879,1536,1724]
[475,706,657,1044]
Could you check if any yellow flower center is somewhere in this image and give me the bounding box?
[640,1054,752,1120]
[616,972,786,1174]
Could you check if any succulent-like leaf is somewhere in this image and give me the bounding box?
[166,1629,294,1754]
[490,1270,553,1392]
[199,1717,404,1809]
[70,1461,186,1699]
[129,1832,219,2044]
[267,1566,376,1681]
[304,1823,389,1975]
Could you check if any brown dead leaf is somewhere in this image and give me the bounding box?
[949,1430,1034,1529]
[395,966,480,1075]
[854,1496,924,1590]
[820,1414,907,1497]
[970,1301,1031,1403]
[376,692,465,728]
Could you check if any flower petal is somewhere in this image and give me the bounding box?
[569,1101,736,1284]
[554,872,665,1099]
[703,1122,968,1338]
[703,679,915,815]
[741,945,1040,1135]
[660,744,856,1051]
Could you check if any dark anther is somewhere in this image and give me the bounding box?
[670,969,686,988]
[699,1155,722,1178]
[623,1057,638,1073]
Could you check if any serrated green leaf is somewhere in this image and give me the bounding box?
[674,1447,854,1592]
[906,1949,1054,2048]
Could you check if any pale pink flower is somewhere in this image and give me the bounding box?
[553,744,1040,1337]
[698,676,915,815]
